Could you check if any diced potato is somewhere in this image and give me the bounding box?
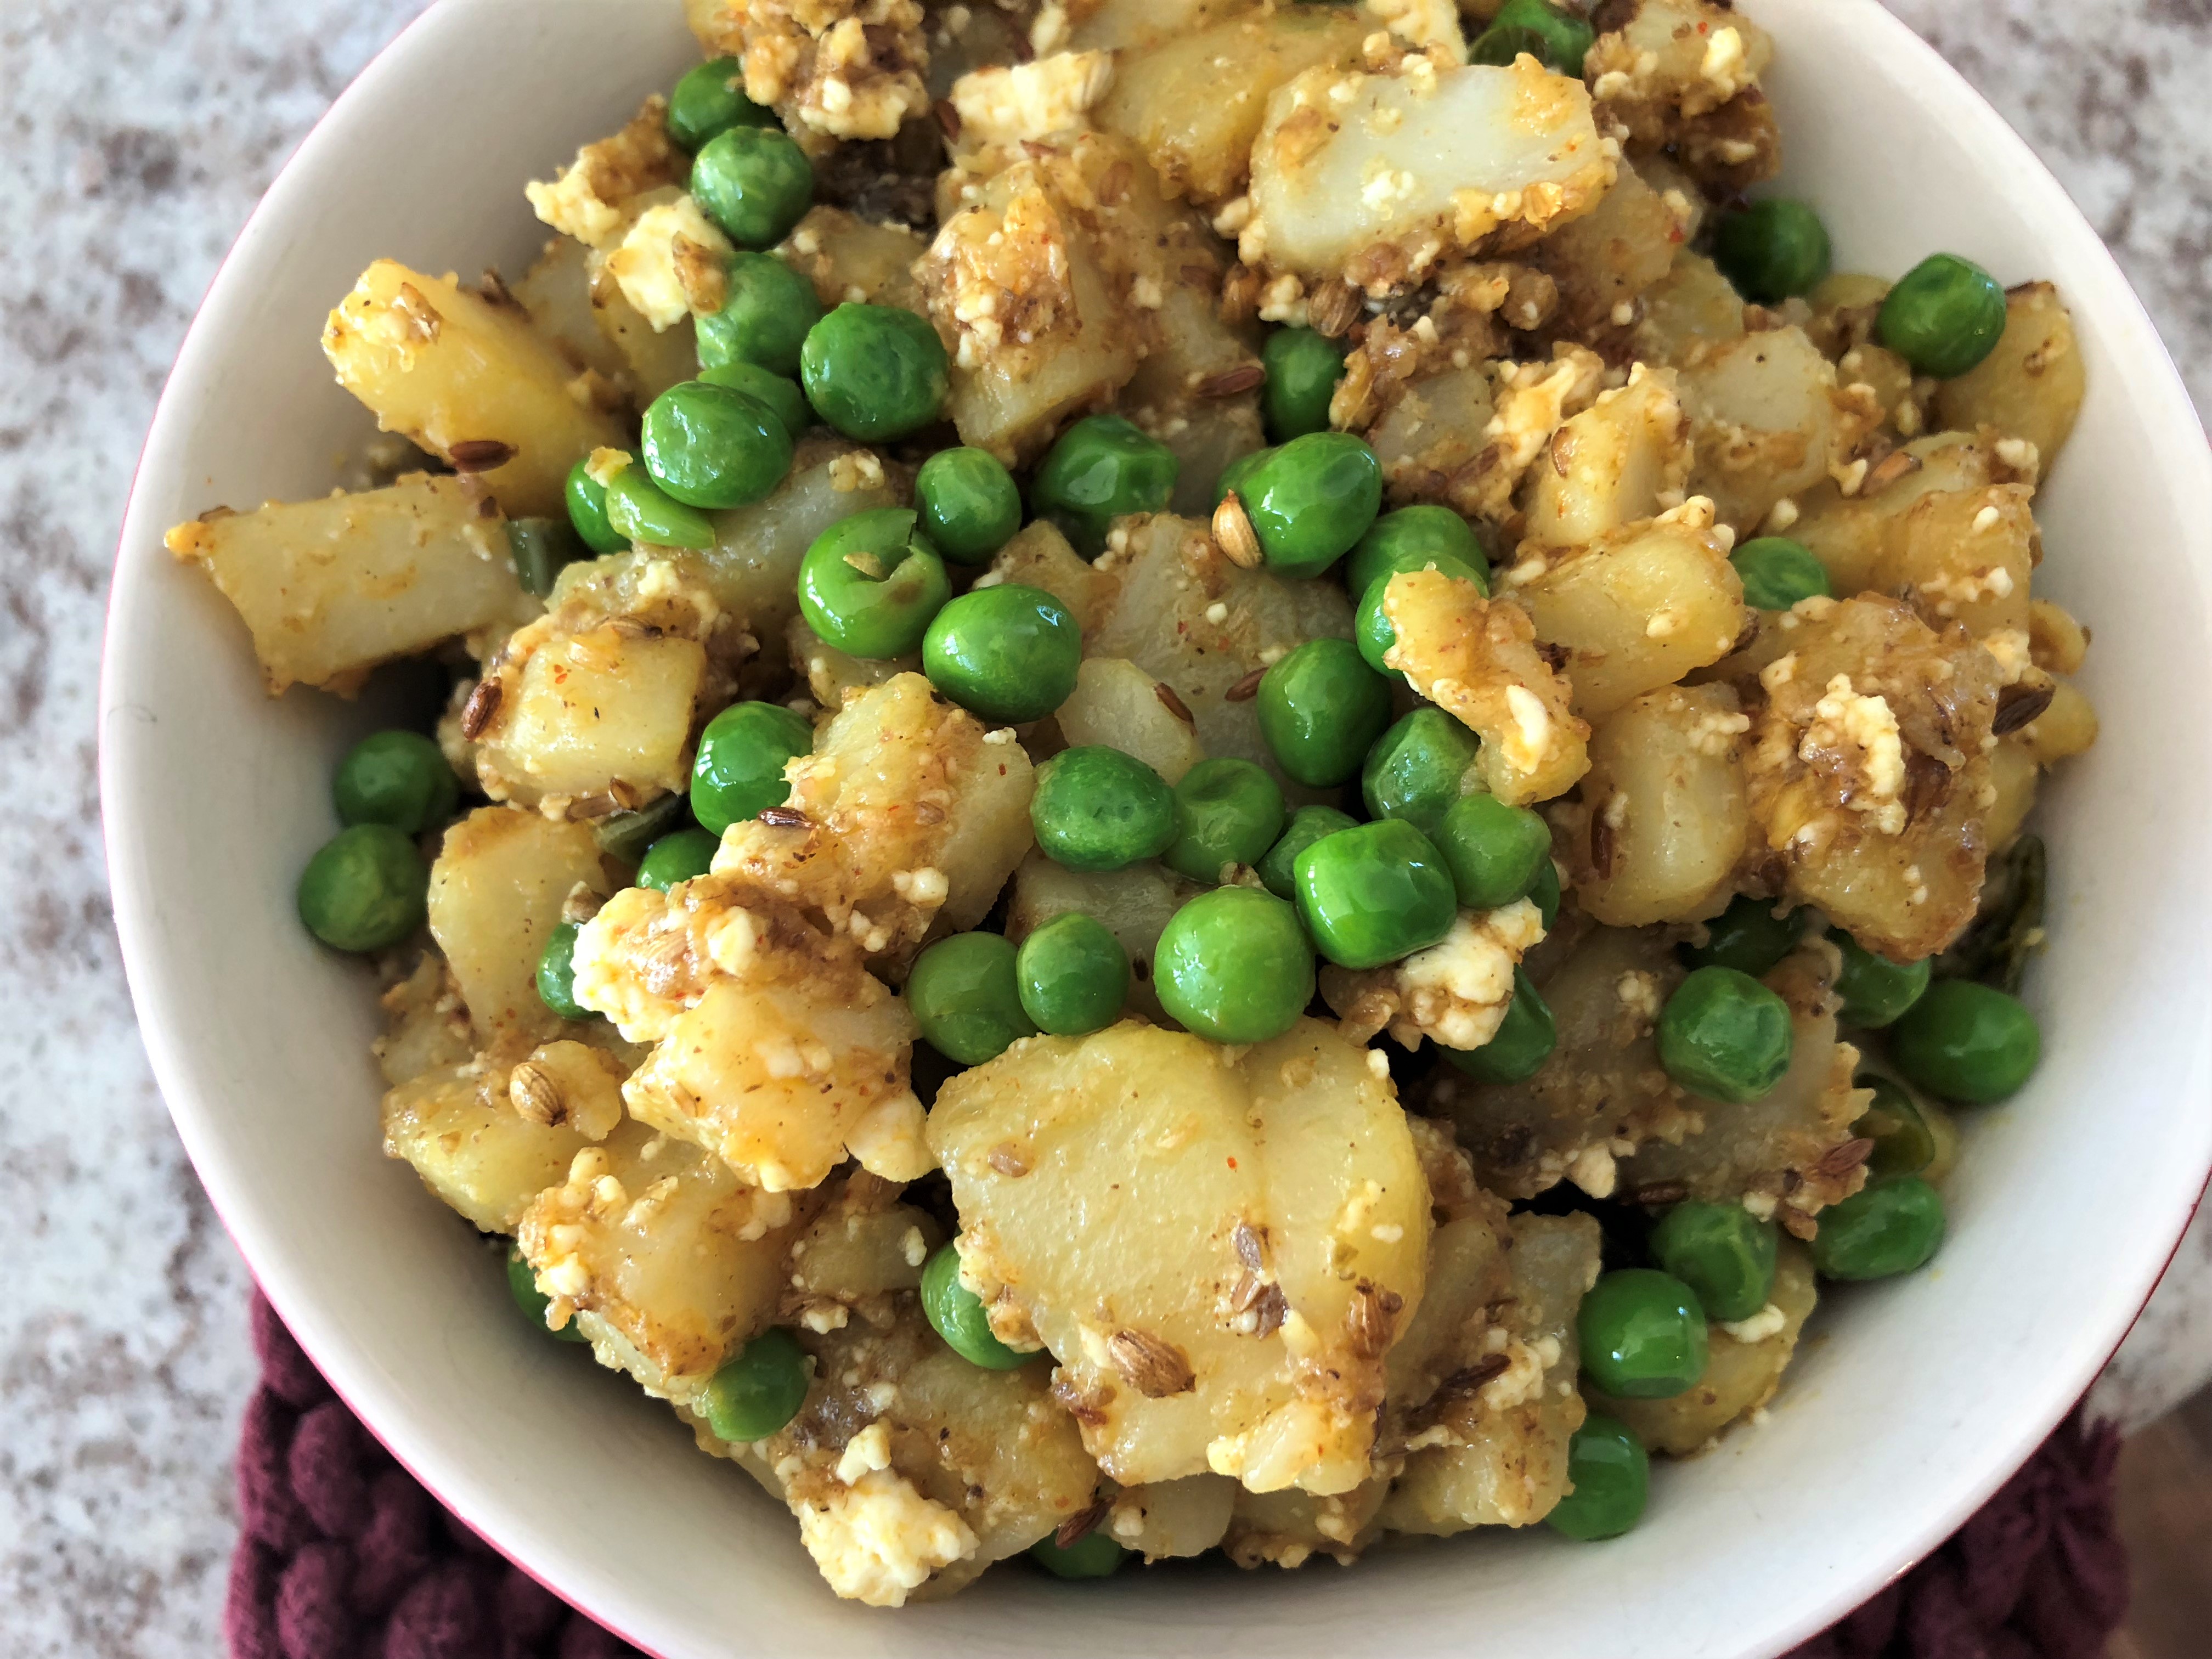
[1874,481,2035,639]
[1223,1479,1390,1568]
[426,807,611,1053]
[1933,282,2085,471]
[1633,251,1746,363]
[1054,657,1207,783]
[1368,365,1497,502]
[789,614,916,708]
[1158,399,1267,518]
[1068,0,1252,52]
[785,1176,944,1316]
[1533,164,1690,337]
[381,1063,591,1233]
[1786,429,1998,594]
[322,261,627,517]
[1005,852,1198,1023]
[1521,364,1691,549]
[511,235,630,385]
[1568,685,1750,926]
[1587,0,1778,191]
[702,441,905,660]
[1677,324,1844,532]
[375,952,474,1086]
[1379,1209,1513,1447]
[778,207,932,314]
[586,251,699,402]
[165,473,529,694]
[1984,736,2039,850]
[2029,596,2089,676]
[986,520,1118,634]
[472,627,706,803]
[929,1020,1430,1496]
[2015,678,2098,766]
[1105,1474,1238,1561]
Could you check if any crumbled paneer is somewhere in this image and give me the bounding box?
[603,195,733,330]
[794,1466,979,1607]
[1325,900,1546,1051]
[949,52,1114,148]
[694,0,929,143]
[524,97,684,249]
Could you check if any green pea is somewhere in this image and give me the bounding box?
[297,824,427,952]
[1853,1074,1937,1180]
[922,584,1082,724]
[1469,0,1594,72]
[1261,326,1346,441]
[642,379,793,510]
[1356,557,1482,682]
[1164,758,1288,883]
[1809,1176,1946,1282]
[1656,966,1793,1104]
[1434,792,1551,912]
[592,793,689,868]
[1711,199,1833,304]
[916,447,1023,564]
[1346,505,1488,603]
[1362,707,1480,839]
[1890,979,2039,1103]
[1256,638,1393,788]
[799,303,949,441]
[1293,819,1457,970]
[1577,1268,1708,1399]
[1528,857,1561,930]
[690,123,813,249]
[909,932,1037,1065]
[668,57,776,153]
[603,461,716,550]
[1155,887,1316,1045]
[1446,966,1555,1084]
[1730,536,1832,611]
[334,730,458,836]
[565,455,631,555]
[703,1328,811,1441]
[1680,893,1799,977]
[1030,1530,1126,1579]
[698,361,810,443]
[1649,1201,1778,1323]
[797,508,951,659]
[1830,929,1931,1029]
[1031,415,1179,557]
[636,827,719,892]
[1016,912,1129,1036]
[506,516,587,599]
[1238,432,1381,578]
[506,1244,589,1343]
[1214,445,1272,509]
[691,700,812,834]
[1876,253,2008,379]
[1030,747,1178,872]
[696,251,823,378]
[922,1240,1031,1369]
[1547,1414,1649,1542]
[535,921,591,1022]
[1257,804,1358,901]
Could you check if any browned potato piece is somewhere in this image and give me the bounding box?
[1533,164,1692,337]
[1223,1479,1391,1567]
[1634,251,1747,364]
[381,1063,592,1233]
[1368,365,1498,503]
[778,207,930,314]
[1934,283,2085,471]
[1053,657,1207,783]
[2015,678,2098,766]
[986,520,1117,635]
[511,234,631,386]
[784,1175,944,1325]
[1568,684,1751,926]
[1379,1205,1513,1454]
[1677,324,1845,533]
[474,627,707,804]
[1984,737,2039,851]
[1785,430,1999,594]
[375,952,474,1087]
[1521,365,1691,549]
[1105,1474,1238,1562]
[1068,0,1259,54]
[1874,481,2035,640]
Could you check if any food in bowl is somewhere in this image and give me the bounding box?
[163,0,2099,1607]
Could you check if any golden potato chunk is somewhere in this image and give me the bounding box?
[1532,164,1696,338]
[1566,685,1751,926]
[1223,1479,1391,1568]
[783,1173,944,1329]
[1103,1474,1238,1562]
[380,1062,592,1233]
[1053,657,1207,784]
[1587,0,1779,192]
[1875,481,2035,641]
[1520,364,1692,550]
[1784,429,2001,595]
[1933,282,2085,471]
[1677,324,1847,533]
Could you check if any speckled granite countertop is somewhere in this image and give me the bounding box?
[4,1,2206,1652]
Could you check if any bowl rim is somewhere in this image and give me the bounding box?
[98,1,2212,1655]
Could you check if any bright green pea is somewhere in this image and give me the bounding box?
[1446,966,1555,1084]
[1239,432,1381,578]
[334,730,457,836]
[691,700,812,834]
[1657,966,1793,1103]
[922,584,1082,723]
[1469,0,1595,72]
[1547,1414,1649,1542]
[636,827,719,892]
[1853,1074,1937,1180]
[1731,536,1832,611]
[667,56,776,153]
[1362,707,1480,839]
[697,251,823,377]
[1293,818,1457,970]
[1346,505,1488,602]
[1680,893,1799,977]
[1261,326,1347,441]
[916,447,1023,564]
[698,361,810,443]
[1030,746,1178,872]
[506,1244,588,1343]
[565,455,631,555]
[297,824,426,952]
[535,921,591,1022]
[1214,445,1272,510]
[593,794,688,867]
[1711,199,1833,303]
[799,303,949,441]
[1030,1530,1126,1579]
[1435,792,1550,911]
[1577,1268,1708,1400]
[1164,758,1287,883]
[1649,1201,1778,1323]
[703,1328,811,1441]
[603,462,717,550]
[1032,415,1179,557]
[642,380,793,510]
[1257,804,1358,901]
[1016,912,1129,1036]
[797,508,951,658]
[690,123,813,249]
[506,516,586,600]
[909,932,1037,1065]
[1809,1176,1946,1282]
[1876,253,2008,379]
[1155,887,1316,1045]
[922,1240,1031,1368]
[1891,979,2039,1102]
[1255,638,1392,788]
[1830,929,1931,1029]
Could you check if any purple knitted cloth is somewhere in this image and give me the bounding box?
[228,1290,2124,1658]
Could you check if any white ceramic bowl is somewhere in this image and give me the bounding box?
[103,2,2212,1654]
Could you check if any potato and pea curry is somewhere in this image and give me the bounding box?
[168,0,2096,1606]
